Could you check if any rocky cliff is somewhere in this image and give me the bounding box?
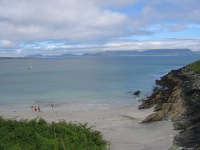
[139,61,200,149]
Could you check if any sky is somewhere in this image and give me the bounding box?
[0,0,200,57]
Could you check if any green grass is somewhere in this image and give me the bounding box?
[0,117,108,150]
[189,60,200,73]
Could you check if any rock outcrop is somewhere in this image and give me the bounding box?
[139,61,200,149]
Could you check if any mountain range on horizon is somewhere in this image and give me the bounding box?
[24,49,200,58]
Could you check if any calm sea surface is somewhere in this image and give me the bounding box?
[0,56,199,111]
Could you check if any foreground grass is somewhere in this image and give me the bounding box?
[0,117,108,150]
[189,60,200,73]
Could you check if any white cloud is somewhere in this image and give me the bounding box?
[0,0,200,56]
[0,0,129,41]
[0,40,15,48]
[131,0,200,27]
[168,24,188,32]
[101,39,200,51]
[16,49,22,54]
[0,0,199,42]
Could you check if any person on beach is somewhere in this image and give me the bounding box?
[34,106,37,112]
[38,106,40,112]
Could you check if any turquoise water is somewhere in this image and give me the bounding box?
[0,56,199,110]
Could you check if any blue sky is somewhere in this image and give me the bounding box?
[0,0,200,56]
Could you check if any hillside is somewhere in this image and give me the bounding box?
[139,60,200,149]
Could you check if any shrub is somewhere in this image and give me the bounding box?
[0,117,108,150]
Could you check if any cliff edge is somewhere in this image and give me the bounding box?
[139,60,200,149]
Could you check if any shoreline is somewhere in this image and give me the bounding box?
[0,105,178,150]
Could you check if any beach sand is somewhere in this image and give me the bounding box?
[0,105,178,150]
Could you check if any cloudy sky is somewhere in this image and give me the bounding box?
[0,0,200,56]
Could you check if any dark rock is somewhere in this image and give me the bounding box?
[173,121,188,130]
[153,86,160,93]
[133,90,141,96]
[174,123,200,149]
[186,89,200,96]
[139,61,200,149]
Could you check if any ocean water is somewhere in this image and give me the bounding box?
[0,56,199,111]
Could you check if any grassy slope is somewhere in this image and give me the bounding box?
[0,117,108,150]
[189,60,200,73]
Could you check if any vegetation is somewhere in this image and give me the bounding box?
[0,117,108,150]
[168,144,181,150]
[189,60,200,73]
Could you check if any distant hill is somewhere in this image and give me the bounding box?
[24,49,199,58]
[83,49,194,56]
[141,49,192,55]
[26,54,47,58]
[26,54,77,58]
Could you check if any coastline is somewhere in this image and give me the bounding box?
[138,60,200,149]
[0,105,178,150]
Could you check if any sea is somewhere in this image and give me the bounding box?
[0,56,199,111]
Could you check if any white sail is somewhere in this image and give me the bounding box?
[29,65,32,70]
[28,60,32,70]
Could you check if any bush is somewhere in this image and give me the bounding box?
[0,117,108,150]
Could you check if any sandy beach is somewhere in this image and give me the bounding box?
[0,105,178,150]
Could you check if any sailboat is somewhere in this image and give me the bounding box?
[28,60,32,70]
[29,65,32,70]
